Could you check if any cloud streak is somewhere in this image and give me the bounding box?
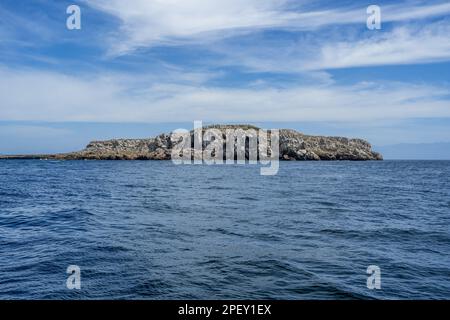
[310,22,450,70]
[84,0,450,57]
[1,67,449,123]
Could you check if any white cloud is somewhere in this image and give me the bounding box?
[309,22,450,70]
[207,19,450,73]
[84,0,450,56]
[86,0,295,55]
[0,67,449,123]
[383,2,450,22]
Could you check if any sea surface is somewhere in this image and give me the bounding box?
[0,160,449,300]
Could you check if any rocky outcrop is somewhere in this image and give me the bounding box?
[0,125,382,161]
[74,134,173,160]
[279,129,382,161]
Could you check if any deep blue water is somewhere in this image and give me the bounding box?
[0,160,449,300]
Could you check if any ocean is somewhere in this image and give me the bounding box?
[0,160,449,299]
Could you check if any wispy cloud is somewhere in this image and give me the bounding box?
[0,5,55,45]
[309,21,450,70]
[205,19,450,73]
[85,0,294,55]
[1,66,449,123]
[84,0,450,57]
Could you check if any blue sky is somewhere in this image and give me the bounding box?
[1,0,450,158]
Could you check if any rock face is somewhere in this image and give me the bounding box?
[76,134,173,160]
[279,129,382,161]
[0,125,382,161]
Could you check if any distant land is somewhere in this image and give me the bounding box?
[0,125,382,161]
[1,122,450,160]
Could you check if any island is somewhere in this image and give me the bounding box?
[0,125,382,161]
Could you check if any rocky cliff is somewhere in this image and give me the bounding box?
[0,125,382,161]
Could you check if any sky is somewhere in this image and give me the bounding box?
[0,0,450,158]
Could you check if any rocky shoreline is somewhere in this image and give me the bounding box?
[0,125,382,161]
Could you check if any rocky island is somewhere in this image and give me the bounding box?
[0,125,382,161]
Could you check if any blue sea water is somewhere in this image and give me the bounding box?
[0,160,449,300]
